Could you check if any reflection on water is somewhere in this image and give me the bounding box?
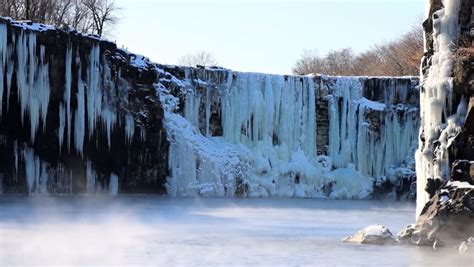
[0,196,472,266]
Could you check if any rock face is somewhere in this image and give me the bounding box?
[0,19,168,194]
[399,181,474,246]
[401,0,474,247]
[343,225,397,245]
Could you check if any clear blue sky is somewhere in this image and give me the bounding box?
[114,0,425,75]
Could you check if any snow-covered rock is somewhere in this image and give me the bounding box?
[459,237,474,254]
[343,225,397,245]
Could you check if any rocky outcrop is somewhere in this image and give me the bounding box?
[399,181,474,247]
[0,19,168,194]
[402,0,474,248]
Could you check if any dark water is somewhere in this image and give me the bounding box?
[0,196,472,266]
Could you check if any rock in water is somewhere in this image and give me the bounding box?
[459,237,474,254]
[343,225,396,245]
[399,182,474,247]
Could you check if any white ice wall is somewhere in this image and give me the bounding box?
[162,69,419,199]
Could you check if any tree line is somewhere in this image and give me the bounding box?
[0,0,119,37]
[292,25,423,76]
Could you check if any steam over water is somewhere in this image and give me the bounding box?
[0,197,472,266]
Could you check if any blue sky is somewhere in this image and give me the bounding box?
[114,0,425,74]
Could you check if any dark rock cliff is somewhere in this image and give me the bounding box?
[0,19,168,194]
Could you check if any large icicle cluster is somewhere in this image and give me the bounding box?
[159,67,420,199]
[0,19,163,195]
[415,0,464,217]
[327,78,419,183]
[0,27,50,142]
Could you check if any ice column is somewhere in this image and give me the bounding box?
[15,32,50,143]
[0,23,7,117]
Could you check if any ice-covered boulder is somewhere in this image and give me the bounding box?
[459,237,474,254]
[343,225,397,245]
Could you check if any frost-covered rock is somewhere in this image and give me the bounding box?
[459,237,474,254]
[399,181,474,247]
[343,225,397,245]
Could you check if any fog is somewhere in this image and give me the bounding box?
[0,197,472,266]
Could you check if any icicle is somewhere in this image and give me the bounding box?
[6,42,13,109]
[0,23,7,117]
[14,141,18,180]
[74,60,85,155]
[39,162,49,194]
[86,161,96,194]
[125,114,135,144]
[64,46,72,151]
[23,146,39,194]
[102,108,117,148]
[109,173,119,195]
[184,90,200,129]
[140,127,146,141]
[86,44,102,139]
[15,32,50,143]
[59,104,65,152]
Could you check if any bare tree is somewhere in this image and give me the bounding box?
[178,50,218,67]
[292,49,326,75]
[82,0,118,37]
[0,0,120,37]
[293,23,424,76]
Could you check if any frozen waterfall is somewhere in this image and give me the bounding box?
[161,68,419,199]
[415,0,463,217]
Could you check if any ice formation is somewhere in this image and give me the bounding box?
[15,32,50,143]
[109,173,119,195]
[22,145,52,194]
[0,18,421,198]
[74,62,86,154]
[0,19,147,194]
[416,0,463,217]
[86,161,97,194]
[0,23,135,156]
[64,46,73,152]
[0,23,7,117]
[160,68,419,198]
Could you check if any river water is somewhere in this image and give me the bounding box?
[0,196,472,266]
